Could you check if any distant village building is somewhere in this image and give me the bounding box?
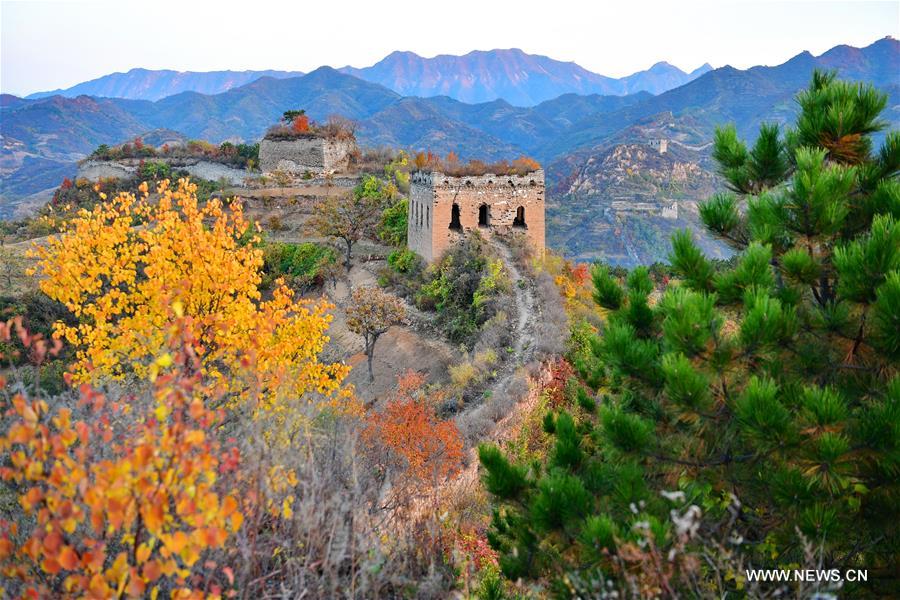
[648,139,668,154]
[259,133,356,175]
[408,169,545,262]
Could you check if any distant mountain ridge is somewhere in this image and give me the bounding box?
[339,48,711,105]
[26,68,305,101]
[22,50,710,106]
[540,36,900,160]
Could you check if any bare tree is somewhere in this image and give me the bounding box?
[308,189,384,268]
[346,286,406,381]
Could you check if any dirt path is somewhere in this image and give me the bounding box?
[436,240,551,514]
[485,241,538,397]
[448,238,545,444]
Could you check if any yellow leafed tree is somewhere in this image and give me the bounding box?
[33,179,351,418]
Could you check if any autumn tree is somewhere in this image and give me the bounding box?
[346,286,405,382]
[413,151,439,171]
[33,178,350,417]
[308,175,391,268]
[365,371,463,483]
[0,319,244,598]
[292,114,310,134]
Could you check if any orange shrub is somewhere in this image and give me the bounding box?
[292,115,310,133]
[365,371,463,483]
[545,358,575,407]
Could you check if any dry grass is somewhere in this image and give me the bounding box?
[0,241,40,297]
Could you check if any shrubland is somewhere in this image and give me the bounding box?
[413,151,541,177]
[0,179,471,598]
[415,234,514,347]
[264,111,356,142]
[261,241,340,292]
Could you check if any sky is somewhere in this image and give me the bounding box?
[1,0,898,96]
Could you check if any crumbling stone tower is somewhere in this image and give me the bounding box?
[259,134,356,175]
[648,138,668,154]
[408,169,545,262]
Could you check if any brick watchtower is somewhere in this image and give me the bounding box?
[407,169,545,262]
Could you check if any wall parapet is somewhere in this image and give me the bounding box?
[76,158,249,185]
[410,169,544,188]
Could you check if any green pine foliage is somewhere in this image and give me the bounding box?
[479,72,899,595]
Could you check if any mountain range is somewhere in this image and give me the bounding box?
[340,49,712,105]
[26,69,305,102]
[2,37,898,263]
[21,49,711,106]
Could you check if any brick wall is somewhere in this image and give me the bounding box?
[408,170,545,262]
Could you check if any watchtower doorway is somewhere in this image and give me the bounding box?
[449,203,462,230]
[513,206,527,228]
[478,204,490,227]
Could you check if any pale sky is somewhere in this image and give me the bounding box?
[1,0,898,97]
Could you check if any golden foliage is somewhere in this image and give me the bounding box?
[0,321,243,598]
[33,179,351,419]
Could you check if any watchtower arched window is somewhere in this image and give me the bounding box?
[449,203,462,230]
[513,206,527,228]
[478,204,490,228]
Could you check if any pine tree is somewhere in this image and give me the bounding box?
[479,72,899,595]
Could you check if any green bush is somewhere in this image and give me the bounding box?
[415,234,511,345]
[139,160,172,181]
[387,248,419,274]
[262,242,339,291]
[379,198,408,246]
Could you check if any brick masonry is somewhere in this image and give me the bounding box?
[408,170,545,262]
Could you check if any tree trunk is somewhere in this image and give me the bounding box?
[367,342,375,382]
[345,240,353,269]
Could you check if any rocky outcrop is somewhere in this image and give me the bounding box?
[546,141,729,266]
